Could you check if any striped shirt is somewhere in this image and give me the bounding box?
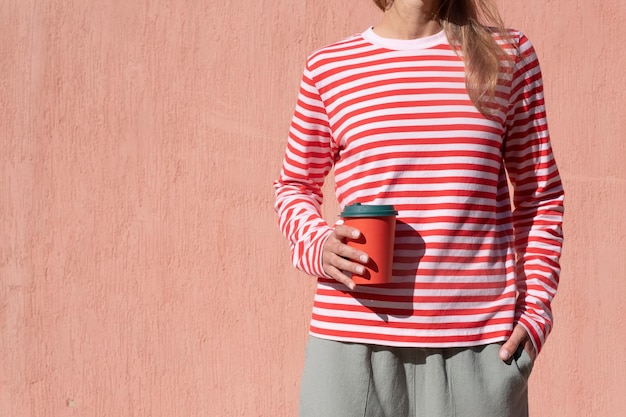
[274,28,564,353]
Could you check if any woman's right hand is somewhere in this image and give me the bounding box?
[322,223,369,290]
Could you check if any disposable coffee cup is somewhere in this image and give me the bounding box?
[340,203,398,285]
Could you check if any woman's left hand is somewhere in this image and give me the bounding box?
[499,324,537,362]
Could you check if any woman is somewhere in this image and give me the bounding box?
[274,1,564,416]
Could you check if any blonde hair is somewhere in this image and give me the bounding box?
[372,0,512,116]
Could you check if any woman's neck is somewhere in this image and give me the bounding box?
[373,0,442,40]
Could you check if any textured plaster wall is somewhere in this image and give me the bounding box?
[1,1,624,416]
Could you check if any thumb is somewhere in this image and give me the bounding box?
[499,325,528,361]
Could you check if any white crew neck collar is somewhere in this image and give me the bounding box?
[362,27,448,51]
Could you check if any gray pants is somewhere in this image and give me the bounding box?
[299,336,533,417]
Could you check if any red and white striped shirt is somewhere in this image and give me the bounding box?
[274,28,564,353]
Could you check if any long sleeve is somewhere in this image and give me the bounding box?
[273,65,336,278]
[503,34,565,353]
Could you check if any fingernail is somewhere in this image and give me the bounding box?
[356,266,364,275]
[351,230,359,238]
[499,349,511,361]
[360,254,368,263]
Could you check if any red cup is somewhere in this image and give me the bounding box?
[340,203,397,285]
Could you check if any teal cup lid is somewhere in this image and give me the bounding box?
[340,203,398,218]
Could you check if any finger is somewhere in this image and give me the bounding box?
[499,325,528,361]
[322,242,366,274]
[330,252,366,276]
[322,243,365,290]
[325,235,368,265]
[324,263,356,290]
[330,228,369,264]
[334,224,362,240]
[335,243,369,265]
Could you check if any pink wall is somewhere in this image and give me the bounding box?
[1,0,624,416]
